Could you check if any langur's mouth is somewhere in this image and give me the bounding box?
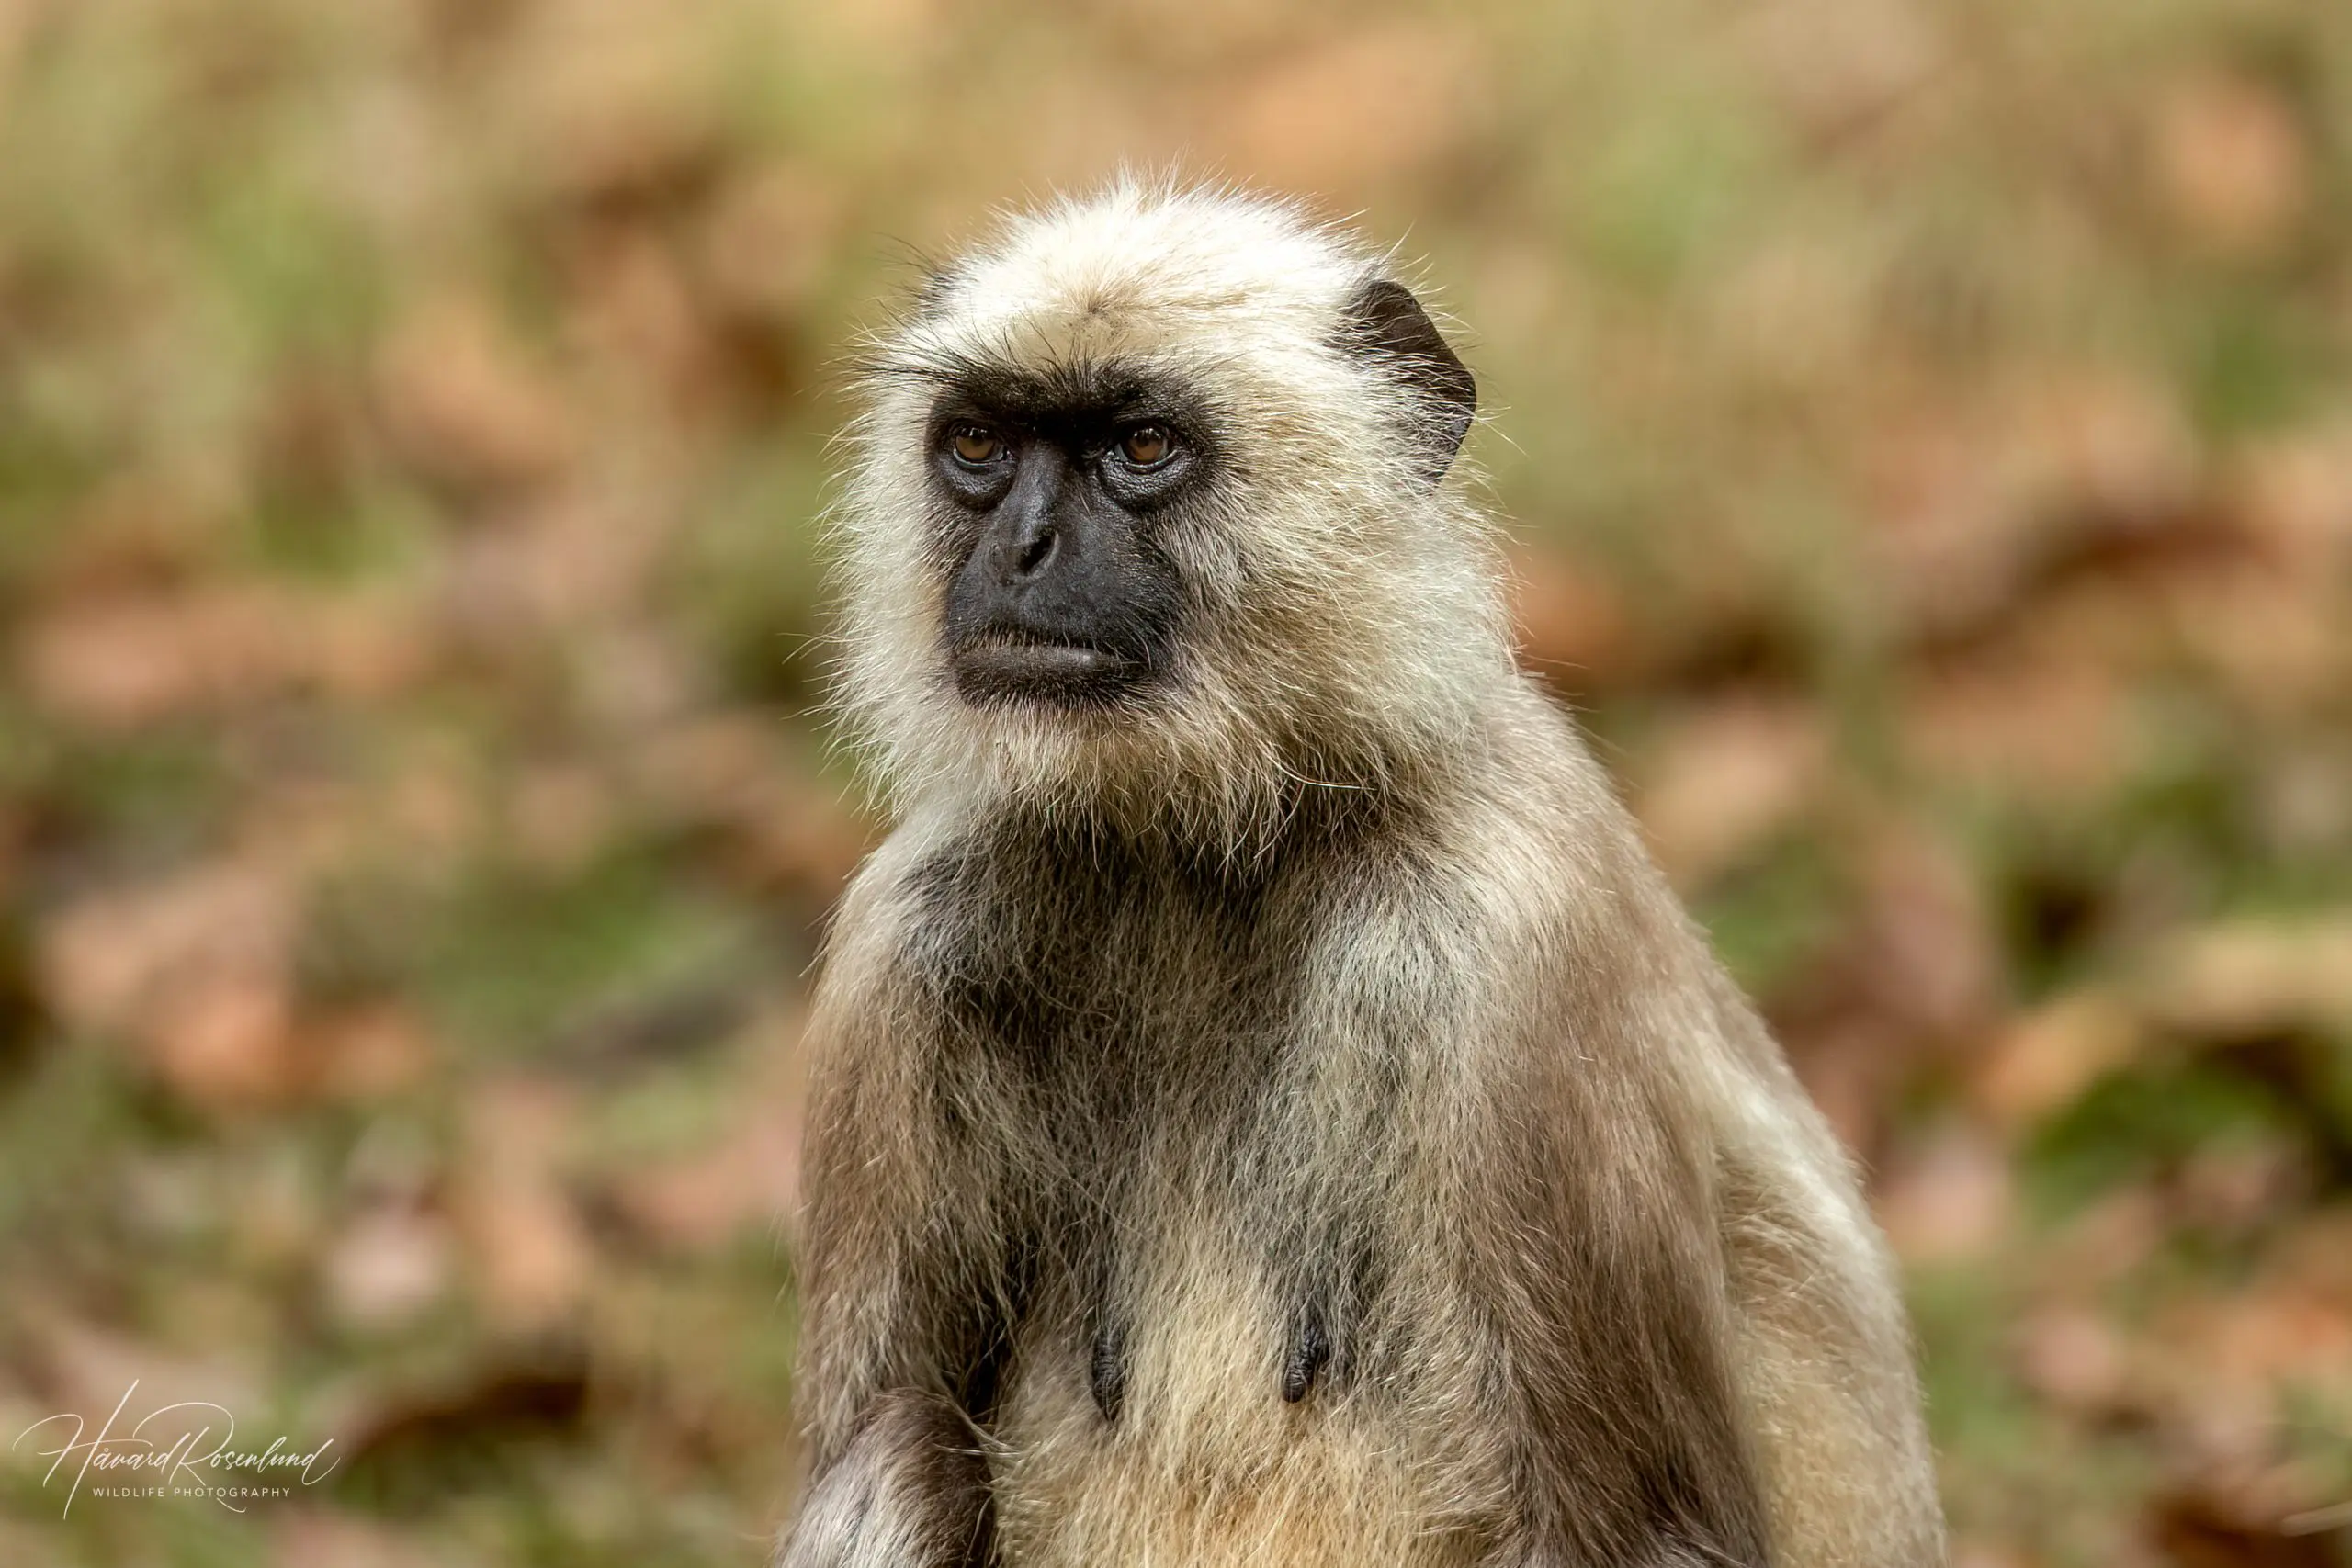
[949,634,1148,708]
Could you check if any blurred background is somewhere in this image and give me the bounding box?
[0,0,2348,1563]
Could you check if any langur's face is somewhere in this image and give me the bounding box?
[922,366,1212,712]
[835,187,1498,821]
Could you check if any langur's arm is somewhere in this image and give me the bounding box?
[778,946,1003,1568]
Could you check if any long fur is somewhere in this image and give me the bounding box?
[786,179,1944,1568]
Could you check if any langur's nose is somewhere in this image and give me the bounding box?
[994,520,1059,582]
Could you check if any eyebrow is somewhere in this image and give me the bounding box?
[925,360,1214,448]
[945,361,1166,419]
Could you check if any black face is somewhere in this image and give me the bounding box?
[931,373,1199,710]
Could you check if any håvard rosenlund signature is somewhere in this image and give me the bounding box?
[10,1379,339,1517]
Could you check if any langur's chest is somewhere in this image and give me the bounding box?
[930,859,1380,1379]
[917,851,1490,1563]
[920,839,1301,1044]
[988,1212,1481,1568]
[930,885,1297,1139]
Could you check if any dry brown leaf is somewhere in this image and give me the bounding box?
[611,1101,803,1255]
[2271,1213,2352,1303]
[1706,232,1875,390]
[2040,1187,2165,1297]
[147,969,298,1110]
[271,1510,451,1568]
[1866,374,2196,643]
[454,1078,594,1333]
[14,584,430,729]
[461,1185,594,1335]
[1511,546,1639,694]
[1862,403,2034,637]
[29,471,229,598]
[610,1118,800,1255]
[627,715,775,818]
[1776,822,2002,1161]
[439,491,673,639]
[17,587,285,728]
[611,1008,808,1250]
[499,0,720,206]
[379,748,485,868]
[1873,1118,2014,1263]
[2152,1482,2343,1568]
[300,595,437,703]
[2175,1144,2310,1236]
[1783,1017,1891,1156]
[38,863,291,1038]
[2013,374,2199,533]
[698,162,844,323]
[628,717,872,895]
[309,1005,437,1101]
[2134,1278,2352,1517]
[507,764,618,874]
[377,296,574,495]
[2164,1288,2352,1404]
[1975,989,2143,1130]
[2233,423,2352,571]
[2154,562,2347,716]
[742,791,872,903]
[793,0,944,53]
[1854,822,2005,1041]
[2143,919,2352,1041]
[323,1204,457,1332]
[2014,1305,2132,1416]
[1219,24,1488,197]
[1632,696,1828,886]
[325,1351,590,1471]
[1735,0,1945,143]
[2153,73,2311,258]
[566,231,713,411]
[1902,652,2131,798]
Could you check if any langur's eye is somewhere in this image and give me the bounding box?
[1117,425,1172,467]
[950,426,1001,466]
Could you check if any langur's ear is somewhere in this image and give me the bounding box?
[1336,278,1476,482]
